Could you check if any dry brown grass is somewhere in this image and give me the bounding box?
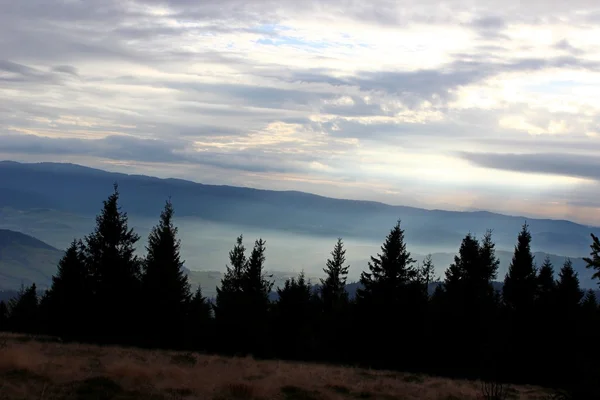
[0,333,551,400]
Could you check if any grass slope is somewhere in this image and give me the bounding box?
[0,333,550,400]
[0,229,63,290]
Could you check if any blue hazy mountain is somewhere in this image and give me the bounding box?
[0,160,597,258]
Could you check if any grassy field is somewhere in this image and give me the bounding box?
[0,334,551,400]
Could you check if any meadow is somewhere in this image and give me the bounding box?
[0,334,551,400]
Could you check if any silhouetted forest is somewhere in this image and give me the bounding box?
[1,185,599,399]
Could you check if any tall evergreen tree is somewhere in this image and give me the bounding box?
[503,222,537,314]
[274,272,318,359]
[533,256,557,385]
[418,254,436,296]
[186,286,213,351]
[355,220,423,369]
[141,199,192,349]
[241,238,273,356]
[583,233,600,286]
[536,256,556,305]
[320,238,350,312]
[0,301,8,332]
[8,283,39,334]
[84,184,142,344]
[356,220,417,304]
[44,239,90,339]
[214,235,248,354]
[555,259,583,313]
[554,258,585,390]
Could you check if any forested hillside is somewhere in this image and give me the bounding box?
[1,184,599,399]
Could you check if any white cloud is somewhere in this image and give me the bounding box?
[2,0,600,223]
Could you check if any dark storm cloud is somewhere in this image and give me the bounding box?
[459,152,600,181]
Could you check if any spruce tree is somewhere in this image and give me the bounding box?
[241,238,273,356]
[536,256,556,308]
[45,239,89,339]
[355,220,422,369]
[186,286,213,351]
[503,222,537,314]
[275,272,317,359]
[533,256,557,385]
[141,199,192,349]
[419,254,436,296]
[0,301,8,332]
[583,233,600,286]
[554,258,585,390]
[8,283,39,334]
[214,235,248,354]
[356,220,417,305]
[555,258,583,313]
[84,183,142,344]
[321,238,350,312]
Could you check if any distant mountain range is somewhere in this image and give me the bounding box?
[0,160,598,259]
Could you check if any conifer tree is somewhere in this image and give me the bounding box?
[533,256,557,384]
[8,283,39,334]
[141,199,192,348]
[581,289,597,315]
[0,301,8,332]
[84,183,142,344]
[583,233,600,286]
[555,258,583,313]
[241,238,273,355]
[554,258,585,390]
[418,254,436,296]
[355,220,422,369]
[503,222,537,314]
[320,238,350,312]
[274,272,317,359]
[186,286,213,351]
[45,239,89,338]
[536,256,556,308]
[214,235,248,354]
[479,230,500,283]
[356,220,417,305]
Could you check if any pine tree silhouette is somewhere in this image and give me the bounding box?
[241,238,273,356]
[583,233,600,286]
[355,220,423,369]
[536,256,556,305]
[141,199,192,349]
[8,283,39,334]
[555,258,583,314]
[320,238,350,312]
[186,286,213,351]
[274,272,317,359]
[554,258,585,391]
[418,254,436,296]
[214,235,248,354]
[44,239,90,339]
[503,223,537,314]
[84,183,142,344]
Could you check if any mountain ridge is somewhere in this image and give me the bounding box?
[0,160,592,228]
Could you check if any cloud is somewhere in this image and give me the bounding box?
[2,0,600,223]
[459,152,600,181]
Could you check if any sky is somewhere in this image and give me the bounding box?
[2,0,600,224]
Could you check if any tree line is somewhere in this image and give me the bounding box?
[0,185,599,398]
